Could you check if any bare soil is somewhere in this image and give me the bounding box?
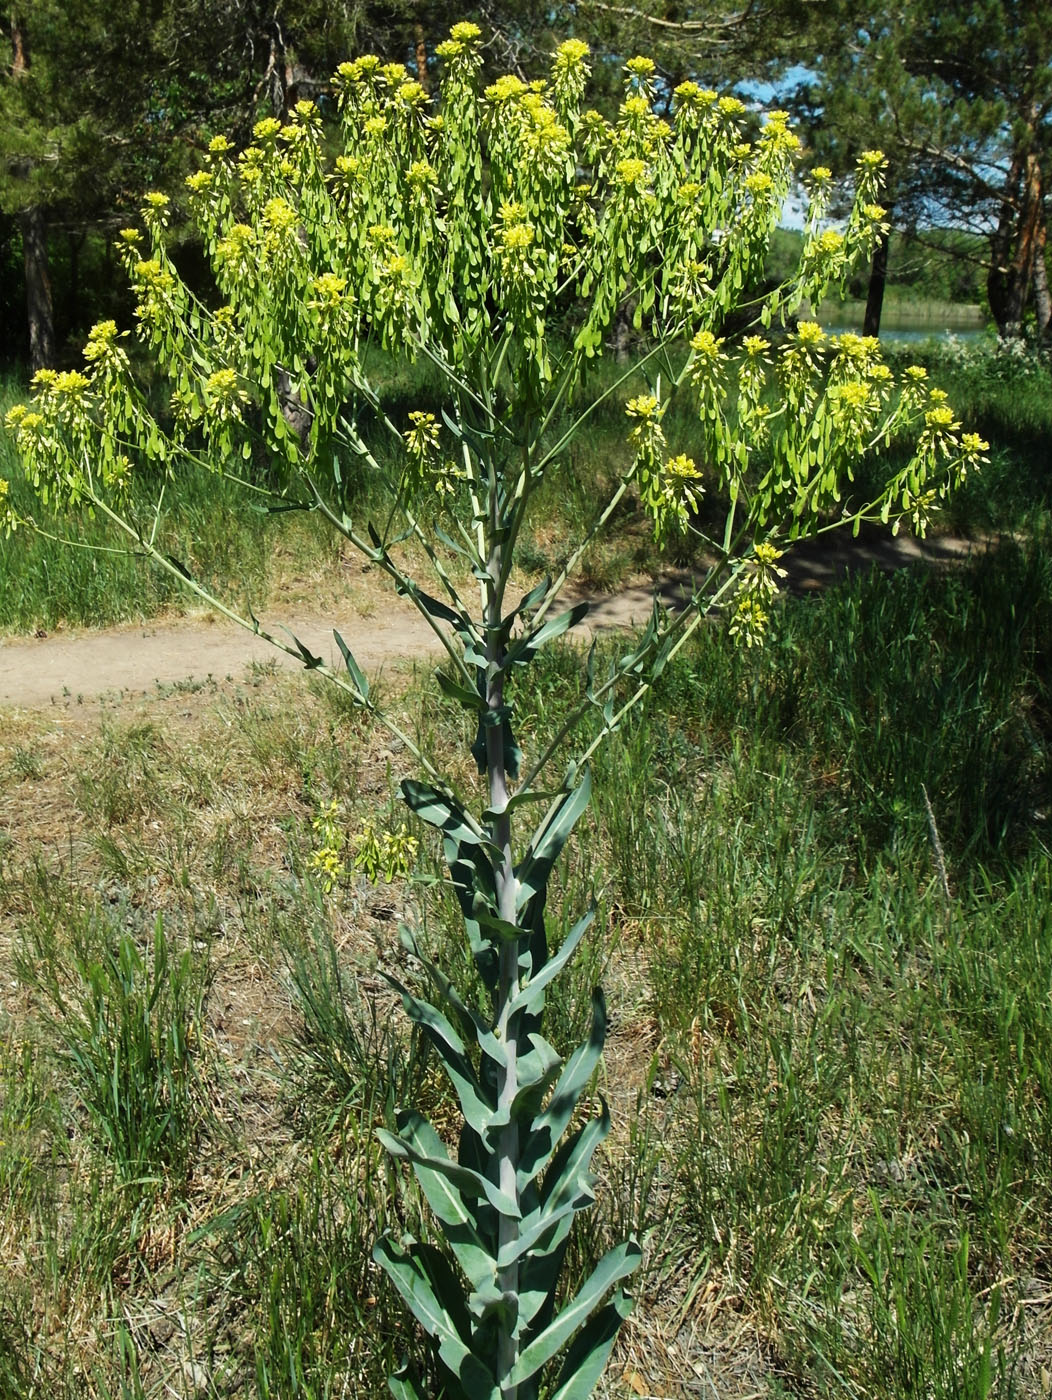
[0,530,984,711]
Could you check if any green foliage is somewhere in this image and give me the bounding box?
[0,22,991,1400]
[0,537,1048,1394]
[15,905,208,1186]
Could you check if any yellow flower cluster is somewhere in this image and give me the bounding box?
[204,368,249,422]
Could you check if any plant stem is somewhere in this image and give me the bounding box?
[483,478,521,1400]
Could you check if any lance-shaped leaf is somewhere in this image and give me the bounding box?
[374,1237,497,1395]
[401,779,487,849]
[503,601,591,670]
[516,772,593,915]
[436,669,484,711]
[401,781,511,987]
[400,928,493,1050]
[395,575,465,627]
[332,628,370,702]
[507,1241,641,1386]
[278,625,324,670]
[504,1108,610,1274]
[388,1112,497,1291]
[383,979,497,1139]
[547,1292,635,1400]
[388,1363,427,1400]
[434,522,485,569]
[508,907,595,1020]
[378,1111,522,1219]
[503,575,552,629]
[507,1034,563,1116]
[519,988,606,1182]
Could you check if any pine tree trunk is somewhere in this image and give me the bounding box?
[11,14,56,369]
[414,24,428,93]
[863,229,890,337]
[19,206,56,371]
[988,138,1044,340]
[1033,221,1050,341]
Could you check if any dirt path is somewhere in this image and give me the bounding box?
[0,530,983,710]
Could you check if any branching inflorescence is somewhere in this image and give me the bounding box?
[2,24,987,1400]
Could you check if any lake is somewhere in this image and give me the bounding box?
[818,299,989,343]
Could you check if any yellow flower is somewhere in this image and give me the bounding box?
[396,80,426,106]
[486,74,527,104]
[500,223,535,251]
[625,55,656,78]
[666,453,700,480]
[625,393,659,420]
[615,157,649,190]
[310,273,348,307]
[53,370,91,396]
[745,172,774,195]
[816,229,844,254]
[925,405,960,430]
[620,94,650,120]
[262,197,298,231]
[407,160,437,191]
[690,329,725,359]
[208,134,232,154]
[554,38,589,67]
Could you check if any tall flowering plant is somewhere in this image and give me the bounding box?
[2,25,985,1399]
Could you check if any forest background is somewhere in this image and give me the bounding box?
[1,0,1050,368]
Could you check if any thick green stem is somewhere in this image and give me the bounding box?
[483,490,522,1400]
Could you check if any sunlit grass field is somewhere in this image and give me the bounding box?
[1,530,1049,1397]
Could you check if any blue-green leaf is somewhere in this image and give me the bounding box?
[520,989,606,1180]
[503,602,590,669]
[401,780,488,849]
[516,773,592,914]
[332,629,370,701]
[388,1363,426,1400]
[388,1114,496,1290]
[508,907,594,1019]
[508,1241,641,1385]
[373,1237,472,1368]
[548,1292,634,1400]
[378,1116,522,1219]
[385,983,495,1137]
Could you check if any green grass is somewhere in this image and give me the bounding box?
[0,369,343,635]
[1,530,1049,1396]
